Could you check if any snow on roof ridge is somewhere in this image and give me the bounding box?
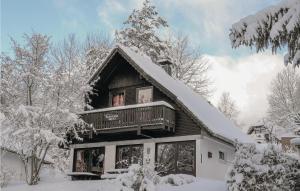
[116,44,253,143]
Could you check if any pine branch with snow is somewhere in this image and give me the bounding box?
[229,0,300,67]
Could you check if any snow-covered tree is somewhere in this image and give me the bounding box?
[0,54,23,111]
[0,33,92,185]
[227,144,300,191]
[84,33,112,75]
[218,92,239,124]
[229,0,300,67]
[1,105,87,185]
[166,33,212,98]
[267,66,300,131]
[14,34,50,106]
[50,34,92,111]
[115,0,168,62]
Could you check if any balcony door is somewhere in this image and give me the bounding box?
[156,141,195,176]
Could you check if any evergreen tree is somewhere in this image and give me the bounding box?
[115,0,168,62]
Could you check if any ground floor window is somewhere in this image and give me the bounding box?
[116,144,143,169]
[156,141,195,176]
[74,147,105,174]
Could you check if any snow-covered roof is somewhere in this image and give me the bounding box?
[90,44,253,144]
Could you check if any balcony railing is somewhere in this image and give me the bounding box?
[79,101,175,133]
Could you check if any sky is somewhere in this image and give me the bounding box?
[1,0,288,129]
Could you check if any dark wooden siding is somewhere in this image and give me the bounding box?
[153,86,201,136]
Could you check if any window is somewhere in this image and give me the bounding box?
[116,144,143,169]
[156,141,195,176]
[208,152,212,158]
[74,147,105,174]
[112,92,125,107]
[219,151,225,160]
[137,86,153,104]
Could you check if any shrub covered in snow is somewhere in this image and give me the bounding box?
[159,174,195,186]
[117,164,195,191]
[0,165,14,188]
[118,164,159,191]
[227,143,300,191]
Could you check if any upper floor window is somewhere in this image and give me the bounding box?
[137,86,153,104]
[112,92,125,107]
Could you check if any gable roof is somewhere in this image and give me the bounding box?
[89,44,254,144]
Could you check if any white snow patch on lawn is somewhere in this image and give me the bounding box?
[157,178,227,191]
[3,170,227,191]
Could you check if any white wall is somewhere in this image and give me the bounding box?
[104,145,116,172]
[198,137,235,180]
[143,142,155,169]
[0,150,26,181]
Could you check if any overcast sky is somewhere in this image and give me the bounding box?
[2,0,289,128]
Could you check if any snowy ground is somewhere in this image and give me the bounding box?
[2,169,227,191]
[3,178,226,191]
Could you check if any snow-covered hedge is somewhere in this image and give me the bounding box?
[117,164,195,191]
[227,144,300,191]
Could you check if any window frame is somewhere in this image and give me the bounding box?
[136,86,153,104]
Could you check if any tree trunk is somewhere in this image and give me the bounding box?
[32,143,50,184]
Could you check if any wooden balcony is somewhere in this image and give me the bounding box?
[79,101,175,133]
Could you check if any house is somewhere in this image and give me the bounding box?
[69,44,253,181]
[247,121,279,144]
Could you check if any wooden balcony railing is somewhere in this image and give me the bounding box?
[79,101,175,133]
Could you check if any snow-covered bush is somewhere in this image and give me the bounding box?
[118,164,159,191]
[117,164,195,191]
[159,174,195,186]
[227,143,300,191]
[0,165,14,188]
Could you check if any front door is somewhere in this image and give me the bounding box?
[156,141,196,176]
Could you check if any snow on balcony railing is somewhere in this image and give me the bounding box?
[78,101,174,115]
